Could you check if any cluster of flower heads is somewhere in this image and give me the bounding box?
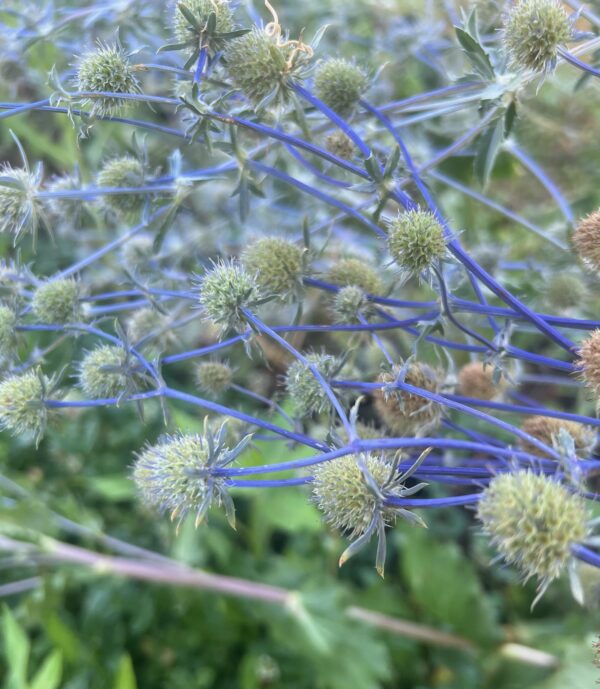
[0,0,600,606]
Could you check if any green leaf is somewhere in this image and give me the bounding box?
[2,605,30,689]
[532,638,597,688]
[30,651,63,689]
[474,116,505,188]
[455,26,495,81]
[113,654,138,689]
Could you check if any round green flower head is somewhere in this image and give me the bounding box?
[326,257,384,295]
[0,165,42,245]
[0,305,17,360]
[31,278,81,324]
[120,234,155,270]
[194,361,233,396]
[332,285,367,324]
[242,237,304,300]
[78,345,132,399]
[313,58,368,118]
[97,156,145,217]
[198,260,260,333]
[388,209,447,276]
[225,4,313,109]
[477,471,588,598]
[172,0,235,54]
[544,272,584,311]
[503,0,571,73]
[76,42,141,116]
[285,352,339,416]
[0,369,57,443]
[133,421,248,528]
[126,307,173,350]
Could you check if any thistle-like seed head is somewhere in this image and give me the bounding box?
[477,471,588,594]
[0,304,17,360]
[458,361,507,401]
[503,0,571,73]
[76,42,141,116]
[325,132,355,160]
[78,345,133,399]
[312,454,399,540]
[242,237,304,300]
[573,209,600,273]
[0,369,57,442]
[326,257,384,295]
[313,58,368,118]
[31,278,81,324]
[576,329,600,395]
[285,352,339,416]
[172,0,235,53]
[519,415,596,458]
[197,260,260,334]
[387,209,447,276]
[97,156,145,217]
[331,285,367,324]
[0,165,42,244]
[374,362,442,435]
[225,26,312,108]
[194,361,233,396]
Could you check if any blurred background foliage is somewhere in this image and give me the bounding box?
[0,0,599,687]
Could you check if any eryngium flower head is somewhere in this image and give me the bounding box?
[477,471,588,597]
[544,272,585,311]
[458,361,507,401]
[519,415,596,458]
[326,257,384,295]
[374,362,442,435]
[573,209,600,272]
[387,209,447,276]
[126,307,174,350]
[44,174,82,229]
[133,421,250,527]
[331,285,368,324]
[197,260,260,333]
[172,0,235,54]
[242,237,304,300]
[503,0,571,73]
[576,329,600,394]
[0,369,58,443]
[225,27,312,108]
[76,42,141,117]
[194,361,233,396]
[78,345,138,399]
[97,156,145,217]
[313,58,368,118]
[0,305,17,360]
[285,352,339,416]
[0,164,43,244]
[325,132,355,160]
[31,278,81,324]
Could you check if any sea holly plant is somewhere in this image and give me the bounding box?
[1,0,600,649]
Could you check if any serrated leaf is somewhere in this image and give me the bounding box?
[455,27,495,81]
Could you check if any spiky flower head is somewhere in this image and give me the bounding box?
[44,174,82,229]
[120,234,155,270]
[242,237,304,301]
[194,361,233,396]
[285,352,340,416]
[331,285,368,324]
[133,419,251,528]
[76,42,141,117]
[0,164,43,245]
[0,369,60,444]
[197,260,260,334]
[576,329,600,395]
[126,307,174,350]
[312,451,427,575]
[97,156,145,217]
[326,257,384,295]
[172,0,235,54]
[325,132,355,160]
[374,362,442,435]
[458,361,507,401]
[573,209,600,273]
[387,209,447,277]
[0,305,17,360]
[31,278,81,324]
[503,0,571,73]
[78,345,144,400]
[225,5,313,110]
[544,272,585,310]
[313,58,368,118]
[519,415,596,458]
[477,471,588,599]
